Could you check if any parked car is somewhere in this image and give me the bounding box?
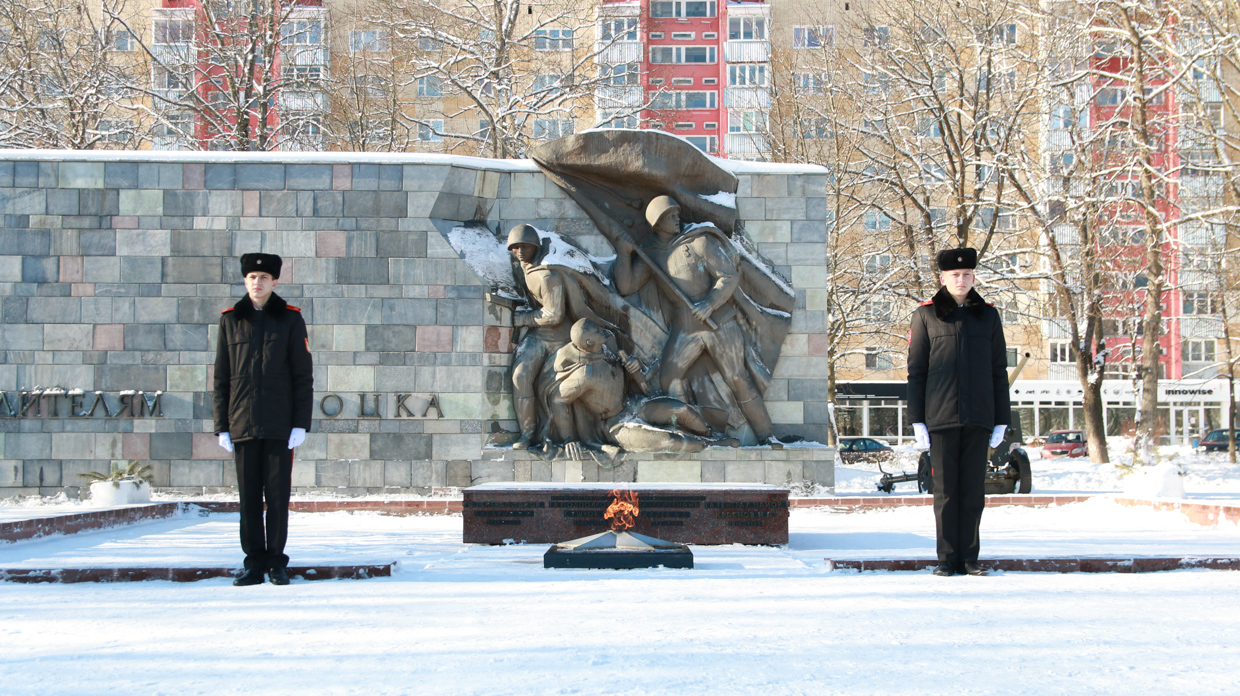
[1041,430,1087,458]
[837,437,895,465]
[1198,429,1240,452]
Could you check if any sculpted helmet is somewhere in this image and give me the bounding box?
[506,224,541,250]
[645,195,681,228]
[570,318,607,353]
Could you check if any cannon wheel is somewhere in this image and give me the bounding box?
[1012,450,1032,494]
[917,451,934,495]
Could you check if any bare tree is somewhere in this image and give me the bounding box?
[366,0,646,158]
[111,0,320,151]
[0,0,142,149]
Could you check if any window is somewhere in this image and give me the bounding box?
[651,90,717,110]
[154,19,192,45]
[795,72,828,94]
[671,32,695,40]
[1203,103,1223,127]
[154,66,190,93]
[349,30,389,52]
[282,20,322,46]
[703,32,717,39]
[864,71,889,96]
[671,77,694,85]
[649,32,664,40]
[865,253,892,274]
[864,302,893,323]
[1049,341,1071,363]
[418,38,442,52]
[532,74,565,96]
[534,28,573,52]
[153,113,192,138]
[417,120,444,142]
[728,64,766,87]
[97,119,134,144]
[1095,87,1127,106]
[728,110,766,133]
[728,17,766,40]
[702,78,717,85]
[534,119,574,139]
[110,29,135,51]
[651,1,716,18]
[599,112,639,129]
[287,116,323,138]
[1007,348,1020,367]
[919,117,942,138]
[1049,105,1074,130]
[864,211,891,231]
[801,117,833,139]
[1183,292,1219,315]
[704,122,717,130]
[674,122,694,130]
[417,75,443,97]
[282,66,322,89]
[863,26,889,48]
[1184,339,1216,363]
[685,135,718,153]
[349,75,389,99]
[929,208,946,229]
[865,347,893,370]
[992,23,1017,45]
[601,63,640,86]
[601,18,639,42]
[793,26,832,49]
[650,45,716,64]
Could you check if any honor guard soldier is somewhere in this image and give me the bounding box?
[907,248,1011,577]
[214,253,314,586]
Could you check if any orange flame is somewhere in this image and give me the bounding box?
[604,488,639,531]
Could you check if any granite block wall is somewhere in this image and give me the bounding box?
[0,152,833,498]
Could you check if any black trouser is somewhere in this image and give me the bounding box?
[930,426,989,567]
[234,438,293,571]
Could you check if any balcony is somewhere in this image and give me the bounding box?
[725,40,770,63]
[596,42,643,64]
[595,85,643,109]
[151,136,189,151]
[151,43,193,65]
[1047,363,1078,380]
[151,89,188,106]
[282,91,328,111]
[724,87,770,109]
[725,132,770,157]
[284,46,328,67]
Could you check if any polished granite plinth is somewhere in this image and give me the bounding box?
[463,482,789,545]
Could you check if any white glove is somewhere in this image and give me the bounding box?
[288,427,306,450]
[913,423,930,450]
[218,432,233,453]
[989,425,1008,449]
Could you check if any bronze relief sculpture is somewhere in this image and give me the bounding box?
[469,130,795,462]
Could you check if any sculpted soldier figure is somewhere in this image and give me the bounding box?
[613,196,782,448]
[540,318,737,458]
[907,248,1011,577]
[507,224,572,451]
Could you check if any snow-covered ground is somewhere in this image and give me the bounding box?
[835,442,1240,499]
[1,503,1238,695]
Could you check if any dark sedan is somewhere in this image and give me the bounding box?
[1199,429,1240,452]
[837,437,895,465]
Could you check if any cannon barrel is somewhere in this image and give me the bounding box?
[1008,351,1032,386]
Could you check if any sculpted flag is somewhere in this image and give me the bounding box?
[531,130,794,432]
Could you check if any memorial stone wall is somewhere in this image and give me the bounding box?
[0,151,834,498]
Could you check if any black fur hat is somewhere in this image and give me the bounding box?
[936,248,977,271]
[240,253,282,279]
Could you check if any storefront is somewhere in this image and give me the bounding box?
[835,379,1231,446]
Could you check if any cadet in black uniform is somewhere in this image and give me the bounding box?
[214,253,314,586]
[907,248,1011,577]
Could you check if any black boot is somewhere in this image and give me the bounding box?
[932,562,956,577]
[962,562,989,576]
[268,567,290,585]
[233,567,265,586]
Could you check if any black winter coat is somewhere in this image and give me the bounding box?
[907,287,1011,432]
[213,293,314,442]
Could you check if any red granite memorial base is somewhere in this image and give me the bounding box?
[463,483,789,545]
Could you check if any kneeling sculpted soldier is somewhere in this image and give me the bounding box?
[214,253,314,586]
[906,248,1011,577]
